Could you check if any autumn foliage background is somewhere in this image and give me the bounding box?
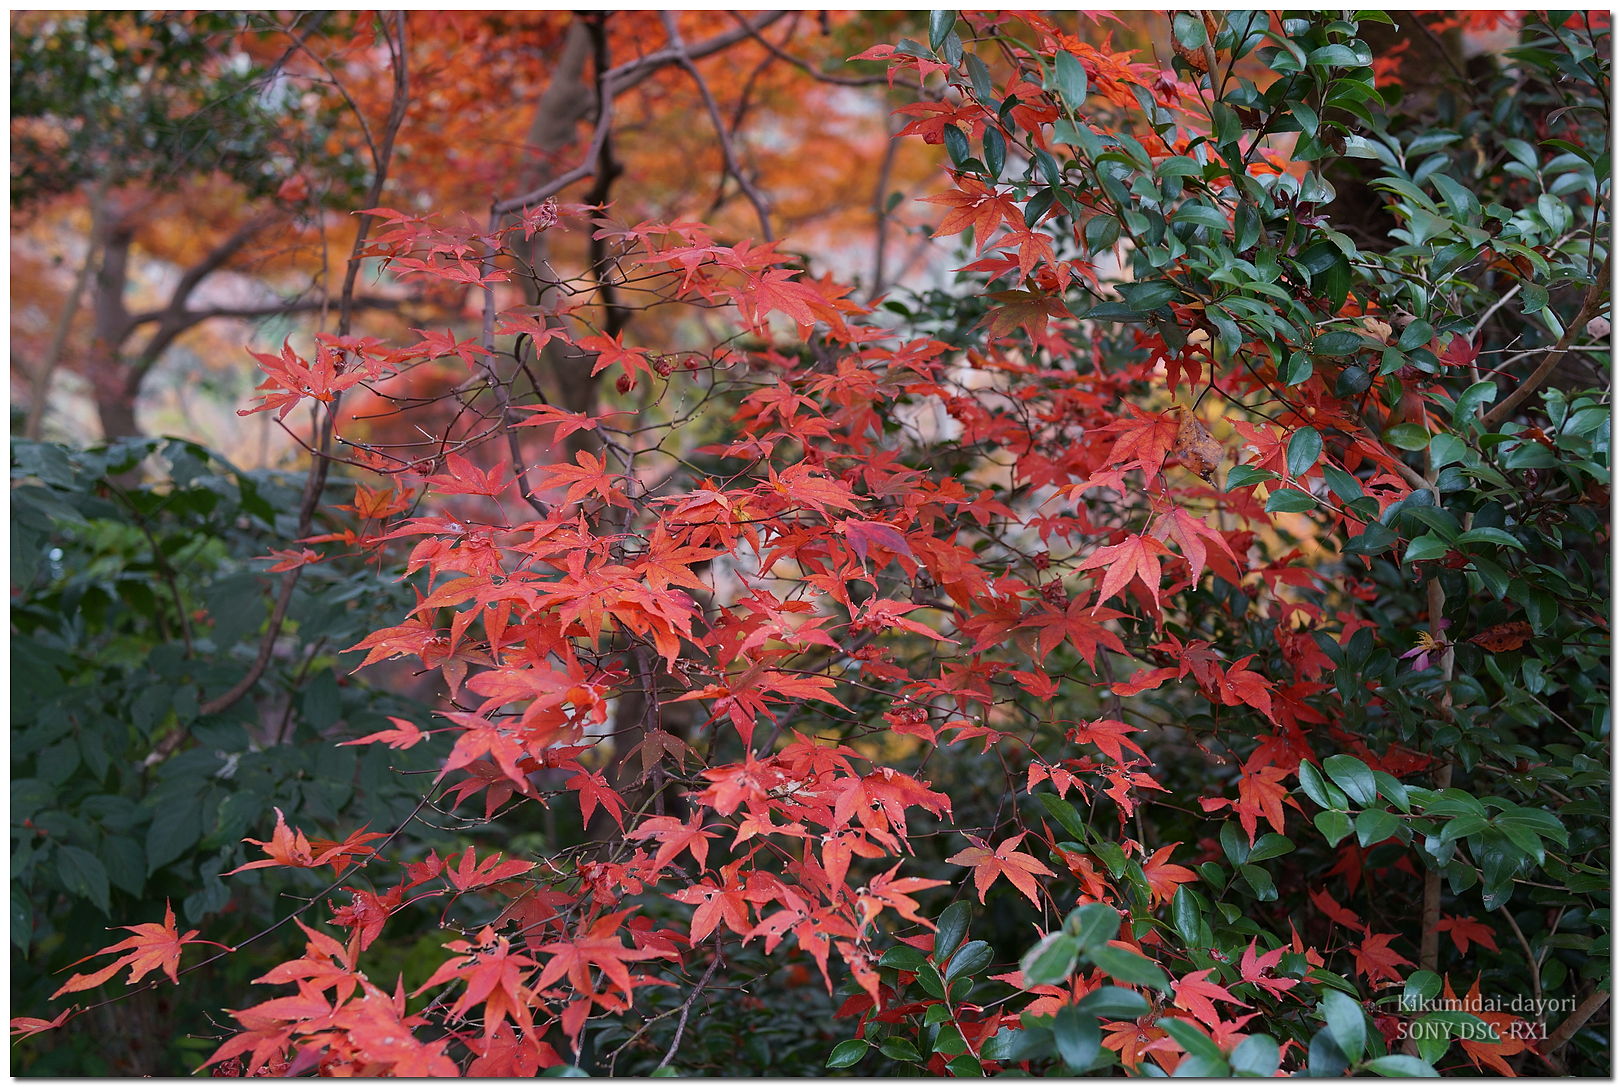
[9,9,1611,1077]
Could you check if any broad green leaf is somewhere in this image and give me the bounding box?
[1066,902,1123,949]
[1020,931,1079,987]
[1323,755,1378,806]
[1315,810,1354,846]
[1287,427,1323,478]
[1321,989,1367,1062]
[1076,985,1151,1018]
[1052,50,1088,111]
[1160,1016,1223,1062]
[1086,944,1170,991]
[826,1039,869,1069]
[1364,1055,1441,1077]
[946,939,992,980]
[933,900,971,961]
[1053,1006,1102,1069]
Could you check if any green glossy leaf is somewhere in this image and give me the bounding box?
[946,939,992,980]
[1287,427,1323,478]
[1229,1034,1281,1076]
[1067,902,1123,949]
[1070,985,1148,1020]
[1363,1055,1441,1077]
[1020,931,1080,987]
[934,900,971,961]
[1086,944,1170,991]
[1355,808,1401,846]
[1323,755,1377,806]
[1266,489,1318,513]
[1160,1016,1223,1062]
[826,1039,869,1069]
[1052,50,1088,111]
[1053,1005,1102,1069]
[1315,810,1354,846]
[1321,989,1367,1062]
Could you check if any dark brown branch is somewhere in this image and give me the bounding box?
[732,12,919,89]
[868,111,901,302]
[660,12,774,243]
[494,11,787,214]
[197,11,411,724]
[1482,264,1609,427]
[1542,987,1609,1068]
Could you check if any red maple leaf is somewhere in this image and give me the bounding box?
[920,177,1022,248]
[51,901,222,998]
[339,716,430,751]
[1309,887,1367,933]
[566,769,626,829]
[9,1008,72,1039]
[946,832,1055,907]
[626,815,717,873]
[1141,843,1198,906]
[413,927,540,1038]
[1069,718,1148,765]
[1171,967,1251,1027]
[1352,931,1414,985]
[535,450,631,509]
[427,452,512,498]
[1434,914,1499,955]
[445,848,535,892]
[669,870,753,942]
[532,910,663,1002]
[1078,533,1172,611]
[1233,762,1295,843]
[1238,939,1299,998]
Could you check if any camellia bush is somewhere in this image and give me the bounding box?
[13,9,1609,1077]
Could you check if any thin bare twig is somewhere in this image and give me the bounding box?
[1482,264,1609,427]
[660,12,773,243]
[195,11,410,724]
[494,12,787,215]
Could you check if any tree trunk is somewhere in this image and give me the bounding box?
[516,16,607,442]
[89,214,139,441]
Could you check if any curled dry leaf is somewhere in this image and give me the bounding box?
[1469,621,1533,653]
[1172,407,1224,481]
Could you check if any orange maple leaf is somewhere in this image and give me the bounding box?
[1141,843,1198,906]
[1070,718,1148,765]
[1352,931,1414,985]
[51,901,223,998]
[1234,762,1295,844]
[946,832,1055,907]
[1434,914,1500,955]
[1171,968,1251,1027]
[1078,533,1172,611]
[919,177,1022,248]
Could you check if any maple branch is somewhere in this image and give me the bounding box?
[1417,443,1456,976]
[868,111,901,303]
[1482,264,1608,428]
[193,12,411,725]
[494,12,788,214]
[657,944,723,1070]
[1502,908,1545,1035]
[732,12,917,89]
[1542,986,1609,1068]
[661,12,774,243]
[25,176,108,439]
